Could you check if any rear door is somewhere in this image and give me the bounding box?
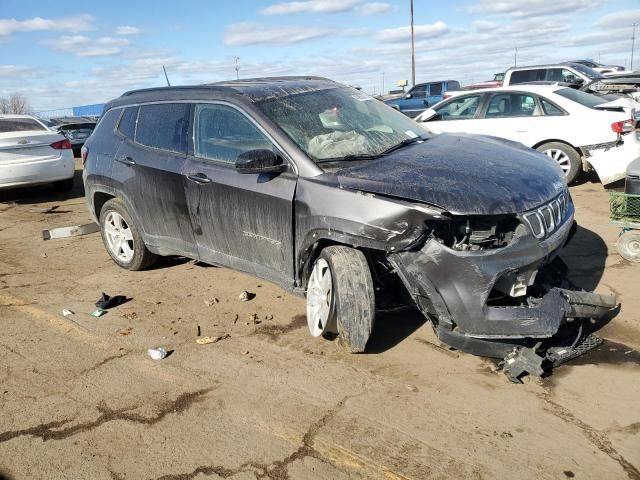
[421,92,486,134]
[476,91,542,145]
[182,102,297,286]
[112,103,197,257]
[426,82,444,106]
[401,84,428,114]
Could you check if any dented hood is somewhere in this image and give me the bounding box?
[335,133,566,215]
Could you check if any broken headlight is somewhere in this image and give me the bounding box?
[428,215,523,251]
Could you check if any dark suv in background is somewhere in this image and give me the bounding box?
[83,77,616,381]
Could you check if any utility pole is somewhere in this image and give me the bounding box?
[410,0,415,86]
[514,47,518,67]
[233,56,240,80]
[632,23,638,71]
[382,72,385,94]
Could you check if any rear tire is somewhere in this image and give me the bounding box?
[535,142,581,184]
[53,178,74,192]
[99,198,157,271]
[306,246,375,353]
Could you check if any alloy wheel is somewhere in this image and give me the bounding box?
[103,211,135,263]
[306,258,333,337]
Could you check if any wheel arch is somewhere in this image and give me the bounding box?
[532,139,583,157]
[93,191,115,220]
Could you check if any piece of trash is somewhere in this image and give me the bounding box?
[204,297,219,307]
[233,314,239,324]
[62,308,74,317]
[243,351,250,355]
[238,291,255,302]
[265,314,273,321]
[248,313,258,321]
[147,347,168,360]
[90,308,107,317]
[121,311,137,320]
[95,292,127,309]
[197,325,201,336]
[196,334,230,345]
[41,252,47,258]
[43,205,60,214]
[118,327,133,336]
[42,222,100,241]
[405,384,419,393]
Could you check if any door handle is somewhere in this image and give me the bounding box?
[116,156,136,166]
[187,173,212,184]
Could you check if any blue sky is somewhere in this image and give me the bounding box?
[1,0,639,111]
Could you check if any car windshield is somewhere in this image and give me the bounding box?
[554,88,610,108]
[255,87,429,163]
[569,63,604,79]
[0,118,46,133]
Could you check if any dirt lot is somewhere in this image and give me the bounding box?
[1,161,639,480]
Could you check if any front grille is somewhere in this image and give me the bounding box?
[522,192,569,240]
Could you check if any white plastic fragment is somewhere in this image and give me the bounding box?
[62,309,74,317]
[147,347,168,360]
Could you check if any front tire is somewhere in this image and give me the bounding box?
[99,198,157,270]
[306,246,375,353]
[617,230,640,262]
[536,142,581,184]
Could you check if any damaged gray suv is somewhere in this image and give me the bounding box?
[83,77,617,381]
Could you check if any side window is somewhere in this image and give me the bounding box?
[447,81,461,90]
[561,69,579,83]
[117,107,138,139]
[510,69,544,84]
[429,82,443,96]
[541,98,565,116]
[434,95,482,120]
[135,103,189,153]
[485,93,536,118]
[91,109,120,137]
[194,104,274,164]
[408,85,427,98]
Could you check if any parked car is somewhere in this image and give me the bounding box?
[83,77,616,379]
[384,80,461,117]
[55,121,96,157]
[415,84,640,184]
[0,114,75,190]
[463,72,505,90]
[503,63,603,87]
[570,59,625,75]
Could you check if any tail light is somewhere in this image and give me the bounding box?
[443,94,451,100]
[81,146,88,167]
[611,119,635,134]
[50,139,72,150]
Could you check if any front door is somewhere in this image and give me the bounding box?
[183,103,297,286]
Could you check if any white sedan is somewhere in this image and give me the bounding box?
[0,114,75,190]
[415,85,640,184]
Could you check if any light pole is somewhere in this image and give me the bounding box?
[632,23,638,71]
[410,0,415,86]
[514,47,518,67]
[382,72,385,94]
[234,56,240,80]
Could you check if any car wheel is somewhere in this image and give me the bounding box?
[53,178,74,191]
[536,142,581,184]
[306,246,375,353]
[617,230,640,262]
[99,198,157,270]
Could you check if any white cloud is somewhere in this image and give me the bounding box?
[0,14,94,37]
[261,0,361,15]
[224,22,338,46]
[597,9,640,28]
[375,21,449,43]
[0,65,33,77]
[45,35,129,57]
[358,2,393,15]
[114,25,140,36]
[467,0,604,18]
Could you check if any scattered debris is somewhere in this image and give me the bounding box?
[197,325,201,336]
[95,292,127,310]
[265,314,274,321]
[204,297,220,307]
[42,222,100,241]
[90,308,107,318]
[405,384,419,393]
[233,314,239,324]
[118,327,133,336]
[238,291,255,302]
[121,311,137,320]
[195,334,230,345]
[147,347,168,360]
[41,252,47,258]
[243,351,250,355]
[62,308,74,317]
[249,313,259,322]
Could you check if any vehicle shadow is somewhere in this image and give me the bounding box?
[561,224,609,292]
[366,307,426,354]
[0,168,85,205]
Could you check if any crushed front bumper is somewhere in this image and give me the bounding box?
[388,203,618,376]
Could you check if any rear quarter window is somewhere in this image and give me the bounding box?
[91,109,120,138]
[117,107,138,139]
[135,103,190,153]
[0,118,46,133]
[509,69,544,84]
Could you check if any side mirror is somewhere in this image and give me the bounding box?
[236,149,286,174]
[404,93,413,99]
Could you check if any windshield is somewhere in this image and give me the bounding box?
[255,87,429,163]
[569,63,604,79]
[554,87,610,108]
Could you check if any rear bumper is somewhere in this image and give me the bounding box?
[582,132,640,185]
[0,151,75,189]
